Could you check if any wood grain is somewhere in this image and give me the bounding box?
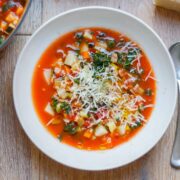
[0,0,180,179]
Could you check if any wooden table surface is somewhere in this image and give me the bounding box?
[0,0,180,179]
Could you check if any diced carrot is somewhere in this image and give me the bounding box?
[81,51,90,59]
[16,5,24,16]
[5,12,18,23]
[72,101,81,108]
[118,69,126,77]
[84,129,93,138]
[0,21,7,31]
[64,113,76,121]
[63,65,72,74]
[51,118,61,125]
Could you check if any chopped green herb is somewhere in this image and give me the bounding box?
[138,104,145,113]
[145,88,152,96]
[75,32,83,40]
[107,39,116,48]
[64,122,77,135]
[74,78,80,84]
[92,52,111,72]
[2,2,16,12]
[51,98,59,109]
[60,102,71,114]
[57,134,63,141]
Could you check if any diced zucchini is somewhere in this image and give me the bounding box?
[79,110,89,118]
[106,121,116,133]
[83,30,93,40]
[57,88,66,97]
[117,124,126,135]
[71,61,80,71]
[43,69,52,85]
[45,103,55,116]
[64,51,77,66]
[77,117,84,127]
[56,103,61,113]
[95,125,108,137]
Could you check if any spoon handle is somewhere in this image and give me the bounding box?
[171,80,180,168]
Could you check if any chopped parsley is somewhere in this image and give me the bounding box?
[64,122,77,135]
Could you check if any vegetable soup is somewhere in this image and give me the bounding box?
[0,0,26,45]
[32,27,156,150]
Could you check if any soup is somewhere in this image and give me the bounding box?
[0,0,26,45]
[32,27,156,150]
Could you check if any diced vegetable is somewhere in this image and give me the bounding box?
[106,121,116,133]
[64,51,77,66]
[5,12,18,23]
[83,30,93,40]
[133,84,144,94]
[71,61,80,71]
[77,117,84,126]
[95,125,108,137]
[145,88,152,96]
[79,110,89,118]
[56,103,61,113]
[117,124,126,135]
[95,41,107,49]
[0,21,8,31]
[16,5,24,16]
[64,122,77,135]
[107,39,116,48]
[111,53,118,63]
[60,102,71,114]
[51,118,61,125]
[75,32,83,40]
[57,88,65,97]
[84,129,93,138]
[80,42,89,52]
[43,69,52,85]
[45,103,55,116]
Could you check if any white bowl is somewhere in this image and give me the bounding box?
[13,6,177,170]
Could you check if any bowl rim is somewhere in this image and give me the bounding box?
[13,6,177,171]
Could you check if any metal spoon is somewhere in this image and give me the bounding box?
[170,42,180,168]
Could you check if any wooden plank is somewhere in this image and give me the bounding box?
[0,0,180,179]
[42,0,120,22]
[17,0,42,35]
[0,36,39,180]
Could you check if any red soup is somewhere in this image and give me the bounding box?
[32,27,156,150]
